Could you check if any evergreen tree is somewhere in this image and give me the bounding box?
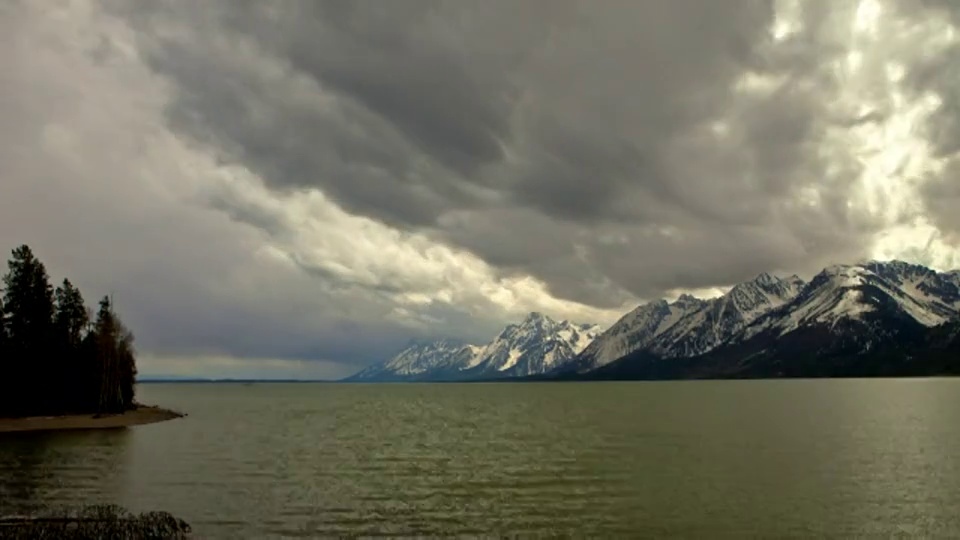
[55,279,90,410]
[90,296,137,413]
[92,297,120,413]
[2,245,56,415]
[55,279,89,349]
[3,245,55,350]
[0,294,8,350]
[0,294,10,414]
[1,245,140,417]
[0,295,7,343]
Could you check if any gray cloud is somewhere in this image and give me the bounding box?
[921,160,960,241]
[0,0,515,378]
[107,0,933,305]
[4,0,959,377]
[894,1,960,239]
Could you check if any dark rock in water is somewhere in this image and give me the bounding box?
[0,504,190,539]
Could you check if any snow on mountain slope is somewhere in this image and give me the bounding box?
[349,260,958,382]
[571,273,805,372]
[865,260,960,312]
[650,273,806,358]
[471,312,602,377]
[344,312,601,381]
[555,323,597,353]
[569,296,704,372]
[729,273,805,319]
[345,340,478,381]
[585,262,960,380]
[743,261,960,339]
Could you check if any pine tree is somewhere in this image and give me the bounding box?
[2,245,56,415]
[1,245,139,416]
[89,296,137,413]
[0,294,7,350]
[55,279,90,410]
[92,296,120,413]
[55,279,89,349]
[3,246,55,349]
[0,294,10,414]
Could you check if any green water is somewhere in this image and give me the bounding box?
[2,380,959,537]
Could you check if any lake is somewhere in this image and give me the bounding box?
[2,379,959,537]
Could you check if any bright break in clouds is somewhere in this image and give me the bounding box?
[2,0,959,378]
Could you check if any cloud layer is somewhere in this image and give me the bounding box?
[2,0,959,377]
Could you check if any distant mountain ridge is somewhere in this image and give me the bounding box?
[345,259,960,382]
[346,339,481,382]
[568,272,806,373]
[576,260,960,380]
[344,312,601,382]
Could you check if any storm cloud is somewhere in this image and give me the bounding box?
[2,0,959,377]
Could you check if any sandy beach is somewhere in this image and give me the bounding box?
[0,405,184,433]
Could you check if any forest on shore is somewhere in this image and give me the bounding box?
[0,245,137,418]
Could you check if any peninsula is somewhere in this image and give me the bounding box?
[0,405,183,434]
[0,245,183,433]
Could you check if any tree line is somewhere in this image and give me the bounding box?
[0,245,137,417]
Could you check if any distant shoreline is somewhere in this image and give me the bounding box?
[138,378,331,383]
[0,405,184,433]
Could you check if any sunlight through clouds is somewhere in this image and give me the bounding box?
[3,0,960,378]
[202,172,628,327]
[826,0,960,264]
[760,0,960,268]
[771,0,803,42]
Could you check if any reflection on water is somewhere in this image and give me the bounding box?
[1,428,133,515]
[1,380,960,538]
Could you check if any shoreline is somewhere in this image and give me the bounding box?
[0,405,184,433]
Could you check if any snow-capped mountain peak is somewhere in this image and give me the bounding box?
[555,320,602,353]
[570,294,709,372]
[648,271,805,358]
[743,261,960,339]
[725,271,806,315]
[819,263,870,285]
[345,339,477,381]
[348,260,959,382]
[569,271,808,372]
[472,312,602,376]
[345,312,602,381]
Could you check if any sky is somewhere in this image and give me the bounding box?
[2,0,960,379]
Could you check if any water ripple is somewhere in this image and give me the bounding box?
[2,380,960,537]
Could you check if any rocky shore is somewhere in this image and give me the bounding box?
[0,505,190,539]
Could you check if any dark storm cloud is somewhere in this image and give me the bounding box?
[146,39,460,228]
[2,0,529,379]
[289,3,512,176]
[106,0,950,306]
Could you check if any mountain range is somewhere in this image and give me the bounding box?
[344,260,960,382]
[345,312,601,381]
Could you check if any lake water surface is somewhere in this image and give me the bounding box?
[2,380,959,538]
